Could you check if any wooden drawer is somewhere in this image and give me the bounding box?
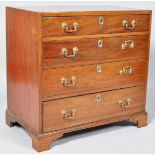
[42,59,147,98]
[42,15,150,37]
[43,35,148,68]
[43,86,145,132]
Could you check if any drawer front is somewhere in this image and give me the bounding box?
[43,86,145,132]
[42,15,150,37]
[43,35,148,68]
[42,59,147,98]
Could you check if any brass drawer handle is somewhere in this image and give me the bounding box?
[122,20,136,30]
[122,40,135,49]
[119,98,132,108]
[62,47,78,58]
[61,76,77,87]
[61,108,76,120]
[62,22,79,33]
[120,66,134,75]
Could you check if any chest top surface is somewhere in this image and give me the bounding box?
[7,6,151,14]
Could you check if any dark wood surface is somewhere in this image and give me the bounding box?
[43,32,150,42]
[13,6,151,12]
[42,59,147,98]
[6,7,152,152]
[42,15,150,37]
[43,86,145,132]
[43,35,149,68]
[6,109,148,152]
[6,7,42,132]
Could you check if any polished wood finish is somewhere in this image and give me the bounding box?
[31,130,63,152]
[129,111,148,127]
[6,108,147,152]
[43,35,149,68]
[42,15,150,37]
[17,6,152,14]
[6,6,151,152]
[43,32,150,42]
[43,86,145,132]
[6,7,42,132]
[42,59,146,98]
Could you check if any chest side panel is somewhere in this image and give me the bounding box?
[6,8,42,132]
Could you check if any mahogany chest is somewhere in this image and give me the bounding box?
[6,6,152,152]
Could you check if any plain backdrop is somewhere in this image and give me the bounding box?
[0,1,155,154]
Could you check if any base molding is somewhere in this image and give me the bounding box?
[128,111,148,128]
[30,131,63,152]
[6,109,148,152]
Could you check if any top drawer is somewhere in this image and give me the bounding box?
[42,15,150,37]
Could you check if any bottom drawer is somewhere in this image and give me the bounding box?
[43,86,145,132]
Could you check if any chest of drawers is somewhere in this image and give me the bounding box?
[6,6,152,152]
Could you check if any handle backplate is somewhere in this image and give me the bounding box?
[120,66,134,76]
[122,20,136,30]
[61,108,77,120]
[62,47,78,58]
[119,98,132,108]
[62,22,79,33]
[61,76,77,87]
[122,40,135,49]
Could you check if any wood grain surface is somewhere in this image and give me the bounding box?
[6,7,151,152]
[43,35,149,68]
[42,59,147,98]
[42,15,150,37]
[6,7,42,132]
[43,86,145,132]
